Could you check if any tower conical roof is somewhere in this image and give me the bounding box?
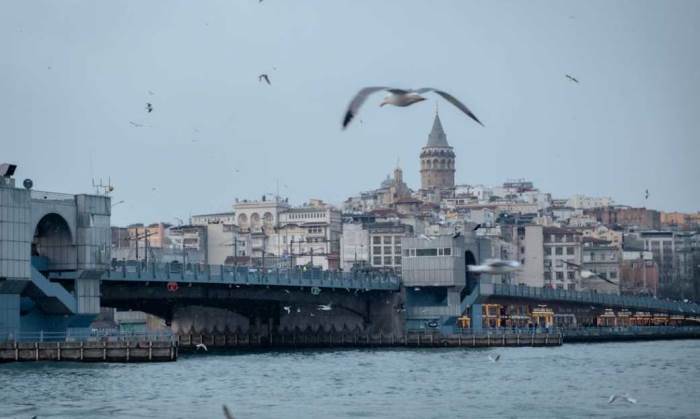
[426,113,449,148]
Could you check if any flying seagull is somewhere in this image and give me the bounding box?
[129,121,145,128]
[258,74,271,85]
[645,189,649,200]
[565,74,579,83]
[222,405,235,419]
[562,261,618,285]
[195,343,208,352]
[468,259,521,274]
[317,303,332,311]
[145,102,153,113]
[608,394,637,404]
[283,305,291,314]
[488,354,501,362]
[473,224,482,231]
[342,86,483,129]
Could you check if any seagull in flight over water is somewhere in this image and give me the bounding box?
[317,303,332,311]
[258,74,271,85]
[608,393,637,404]
[488,354,501,362]
[562,261,618,285]
[195,343,208,352]
[342,86,483,129]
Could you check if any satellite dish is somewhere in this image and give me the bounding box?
[23,179,33,190]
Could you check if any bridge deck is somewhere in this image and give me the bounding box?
[49,261,401,291]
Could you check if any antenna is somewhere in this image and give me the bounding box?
[92,177,114,196]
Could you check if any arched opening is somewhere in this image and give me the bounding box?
[33,213,76,271]
[250,213,261,230]
[237,213,248,228]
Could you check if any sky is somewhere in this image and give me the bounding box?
[2,0,699,226]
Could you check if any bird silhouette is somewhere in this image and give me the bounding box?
[258,74,271,85]
[145,103,153,113]
[565,74,579,83]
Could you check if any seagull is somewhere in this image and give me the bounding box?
[608,394,637,404]
[419,234,433,241]
[296,307,301,313]
[317,303,332,311]
[453,231,462,238]
[562,261,618,285]
[468,259,521,274]
[129,121,145,128]
[283,306,291,314]
[473,224,482,231]
[145,102,153,113]
[644,189,649,200]
[223,405,235,419]
[488,354,501,362]
[565,74,579,83]
[414,287,421,291]
[342,86,483,129]
[258,74,271,85]
[148,90,155,96]
[195,343,208,352]
[283,289,290,294]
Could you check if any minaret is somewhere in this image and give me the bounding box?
[420,111,455,190]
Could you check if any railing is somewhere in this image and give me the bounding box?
[0,330,175,343]
[560,325,700,338]
[87,261,402,290]
[481,283,700,315]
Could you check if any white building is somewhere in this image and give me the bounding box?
[566,194,615,210]
[339,222,370,271]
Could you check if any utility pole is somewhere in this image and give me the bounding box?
[135,227,139,261]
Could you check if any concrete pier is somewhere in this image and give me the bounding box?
[0,340,177,363]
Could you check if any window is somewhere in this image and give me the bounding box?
[609,271,617,279]
[556,284,564,289]
[443,248,451,256]
[567,271,574,280]
[373,246,381,255]
[566,247,574,255]
[373,236,381,245]
[416,248,438,256]
[437,248,443,256]
[384,256,392,265]
[394,256,401,265]
[410,248,416,256]
[372,256,381,265]
[394,246,401,255]
[556,272,563,280]
[555,247,563,255]
[383,236,392,244]
[403,249,409,257]
[520,246,525,254]
[383,246,392,255]
[544,272,551,280]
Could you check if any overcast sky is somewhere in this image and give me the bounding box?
[2,0,699,226]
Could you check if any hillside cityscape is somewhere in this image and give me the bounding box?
[113,112,700,303]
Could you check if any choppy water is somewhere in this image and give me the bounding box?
[2,340,699,419]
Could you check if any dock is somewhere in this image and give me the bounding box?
[178,331,562,350]
[0,332,177,363]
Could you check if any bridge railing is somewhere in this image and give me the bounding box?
[487,283,700,315]
[106,260,401,290]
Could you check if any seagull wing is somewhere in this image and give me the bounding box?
[608,394,617,404]
[342,86,391,129]
[223,405,235,419]
[415,88,483,126]
[562,260,582,268]
[590,272,618,286]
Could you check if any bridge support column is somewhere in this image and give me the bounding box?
[471,304,483,331]
[75,279,100,314]
[0,294,20,338]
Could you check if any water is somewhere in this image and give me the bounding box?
[2,340,700,419]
